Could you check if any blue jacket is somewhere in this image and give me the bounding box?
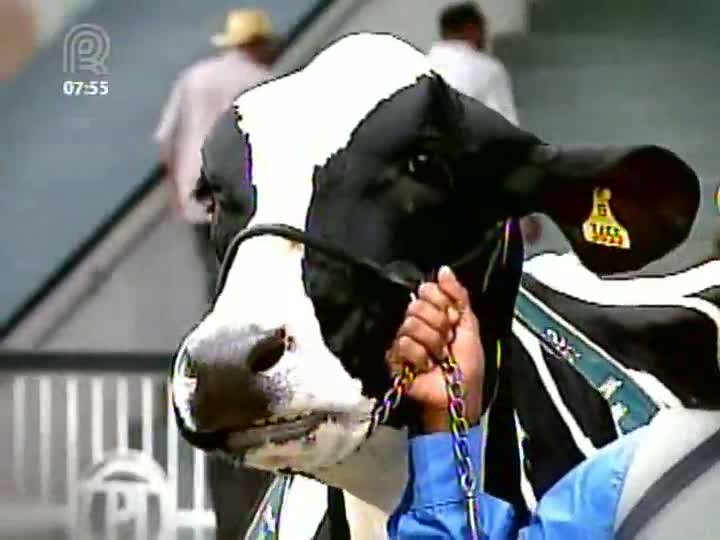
[387,425,646,539]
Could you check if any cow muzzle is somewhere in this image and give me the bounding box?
[173,325,292,435]
[172,322,369,462]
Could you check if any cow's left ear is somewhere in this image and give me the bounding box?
[505,144,701,274]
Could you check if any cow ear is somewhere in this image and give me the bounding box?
[505,144,701,275]
[425,72,462,129]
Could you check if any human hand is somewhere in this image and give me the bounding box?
[386,266,485,433]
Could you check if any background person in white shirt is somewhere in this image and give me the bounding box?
[428,3,543,246]
[154,9,275,300]
[427,1,518,125]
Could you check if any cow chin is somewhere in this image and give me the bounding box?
[187,329,378,472]
[239,412,374,473]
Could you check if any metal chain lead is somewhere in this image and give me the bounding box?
[373,364,416,426]
[372,354,481,540]
[442,353,482,539]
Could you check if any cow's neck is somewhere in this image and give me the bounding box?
[344,491,392,540]
[310,425,408,515]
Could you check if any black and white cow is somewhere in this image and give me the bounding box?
[169,33,706,537]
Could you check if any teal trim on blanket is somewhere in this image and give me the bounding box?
[514,285,659,434]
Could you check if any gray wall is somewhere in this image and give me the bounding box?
[41,214,208,351]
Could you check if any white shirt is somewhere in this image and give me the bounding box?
[427,40,518,125]
[154,50,271,223]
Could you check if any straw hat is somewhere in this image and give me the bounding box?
[211,9,272,48]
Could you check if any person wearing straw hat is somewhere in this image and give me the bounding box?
[210,8,278,64]
[154,9,275,301]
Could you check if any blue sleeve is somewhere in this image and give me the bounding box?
[387,425,517,539]
[387,425,646,540]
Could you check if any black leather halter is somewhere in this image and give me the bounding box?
[215,222,509,300]
[215,223,418,297]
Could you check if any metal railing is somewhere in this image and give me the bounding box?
[0,351,214,540]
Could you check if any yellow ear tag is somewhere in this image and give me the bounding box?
[582,188,631,249]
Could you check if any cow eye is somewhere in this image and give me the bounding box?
[407,153,451,188]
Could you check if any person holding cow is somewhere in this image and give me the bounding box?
[387,266,720,539]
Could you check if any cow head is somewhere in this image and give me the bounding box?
[170,33,700,504]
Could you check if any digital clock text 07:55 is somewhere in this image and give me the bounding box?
[63,80,109,96]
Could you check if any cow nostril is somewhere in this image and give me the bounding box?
[247,327,287,373]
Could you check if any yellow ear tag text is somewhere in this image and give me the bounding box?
[582,188,631,249]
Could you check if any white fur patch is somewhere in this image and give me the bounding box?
[277,476,329,539]
[268,425,408,539]
[344,491,391,540]
[244,414,373,472]
[524,253,720,300]
[514,411,538,512]
[313,425,408,514]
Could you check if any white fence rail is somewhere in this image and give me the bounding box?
[0,354,216,540]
